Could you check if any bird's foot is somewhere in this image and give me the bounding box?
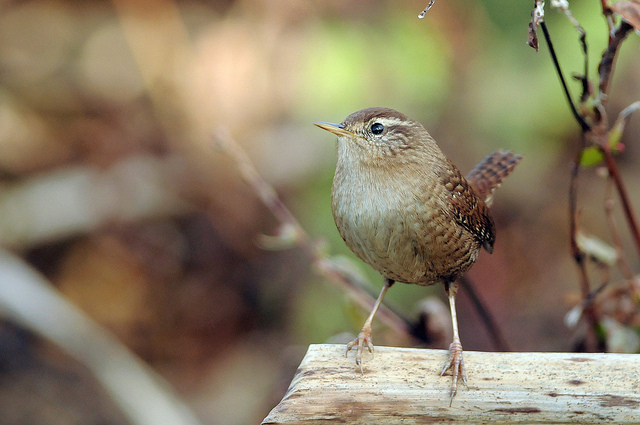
[345,326,374,374]
[441,337,467,405]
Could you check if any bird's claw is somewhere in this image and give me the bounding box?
[346,328,374,373]
[441,338,467,405]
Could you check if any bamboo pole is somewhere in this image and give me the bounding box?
[263,344,640,424]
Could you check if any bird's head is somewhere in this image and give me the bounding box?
[315,107,442,167]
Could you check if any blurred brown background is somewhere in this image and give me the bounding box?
[0,0,639,424]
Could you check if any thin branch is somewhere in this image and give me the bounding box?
[603,178,634,280]
[568,141,599,351]
[568,145,590,290]
[458,275,510,352]
[539,21,591,132]
[598,21,634,105]
[551,0,590,101]
[600,0,616,39]
[599,147,640,258]
[578,29,590,103]
[577,29,590,103]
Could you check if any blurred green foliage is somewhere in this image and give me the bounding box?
[300,14,451,120]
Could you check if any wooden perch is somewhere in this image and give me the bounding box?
[263,344,640,424]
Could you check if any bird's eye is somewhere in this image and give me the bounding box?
[370,122,384,135]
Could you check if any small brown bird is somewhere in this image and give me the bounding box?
[315,107,521,402]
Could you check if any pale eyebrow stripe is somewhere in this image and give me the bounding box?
[370,117,403,126]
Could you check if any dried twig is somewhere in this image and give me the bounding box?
[603,178,634,280]
[527,0,545,51]
[598,21,634,105]
[552,0,590,101]
[568,143,599,350]
[458,276,510,352]
[538,21,590,132]
[599,147,640,258]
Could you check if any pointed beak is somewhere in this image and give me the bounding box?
[314,122,353,137]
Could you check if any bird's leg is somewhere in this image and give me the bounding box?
[441,280,467,404]
[346,277,395,373]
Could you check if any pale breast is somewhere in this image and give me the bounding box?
[332,165,481,286]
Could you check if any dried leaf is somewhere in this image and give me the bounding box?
[575,231,619,266]
[527,22,539,51]
[611,0,640,31]
[528,1,545,51]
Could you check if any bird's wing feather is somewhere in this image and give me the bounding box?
[443,163,496,253]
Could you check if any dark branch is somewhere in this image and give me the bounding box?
[539,21,591,132]
[458,275,510,352]
[568,136,598,351]
[578,30,590,103]
[598,21,634,104]
[599,147,640,258]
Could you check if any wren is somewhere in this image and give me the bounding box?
[315,107,522,403]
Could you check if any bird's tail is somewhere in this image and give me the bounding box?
[466,150,523,207]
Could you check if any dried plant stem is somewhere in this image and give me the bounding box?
[604,179,634,280]
[595,19,640,260]
[569,140,587,267]
[598,21,634,102]
[553,0,590,101]
[569,145,598,350]
[600,147,640,258]
[539,21,590,132]
[458,276,510,352]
